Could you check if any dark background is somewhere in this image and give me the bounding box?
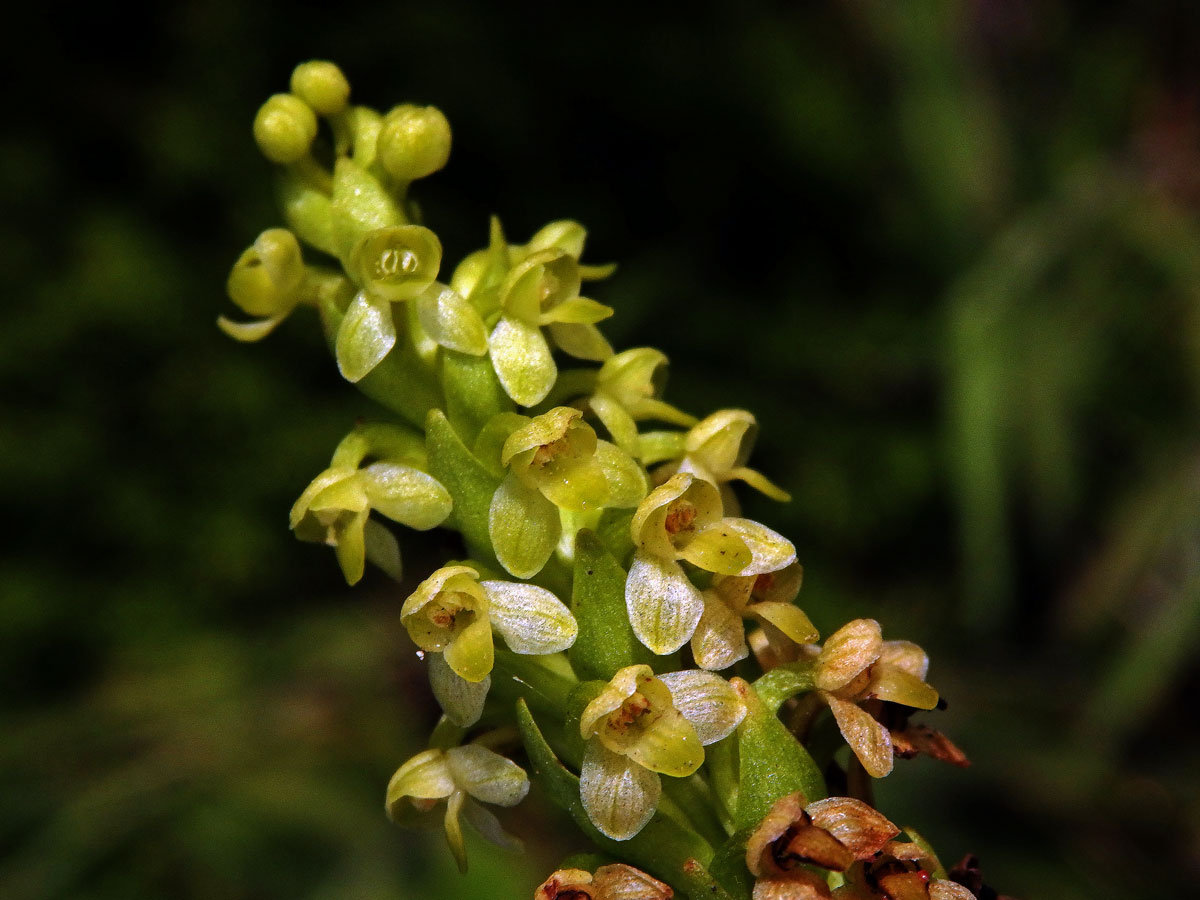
[3,1,1200,897]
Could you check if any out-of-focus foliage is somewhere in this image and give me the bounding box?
[2,1,1199,898]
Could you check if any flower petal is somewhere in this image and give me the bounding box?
[592,863,675,900]
[216,311,290,342]
[416,283,488,355]
[461,796,524,853]
[429,652,490,727]
[443,616,495,683]
[867,666,939,711]
[691,590,750,671]
[805,796,899,860]
[489,315,556,407]
[657,669,747,745]
[488,472,560,578]
[579,740,661,841]
[333,507,368,585]
[362,518,402,580]
[590,392,641,457]
[480,580,578,655]
[728,465,792,502]
[622,694,704,778]
[722,518,797,576]
[825,694,893,778]
[445,744,530,807]
[815,619,882,692]
[385,749,456,815]
[548,321,613,361]
[595,439,649,509]
[749,601,818,647]
[878,640,930,680]
[678,522,753,575]
[359,462,453,529]
[626,552,704,655]
[336,290,396,383]
[929,880,978,900]
[540,295,614,325]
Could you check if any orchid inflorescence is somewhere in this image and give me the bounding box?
[222,61,999,900]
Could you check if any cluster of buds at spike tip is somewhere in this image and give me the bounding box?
[626,472,796,654]
[578,665,745,839]
[289,423,452,584]
[534,863,673,900]
[226,61,999,900]
[386,743,529,872]
[401,565,577,725]
[746,792,977,900]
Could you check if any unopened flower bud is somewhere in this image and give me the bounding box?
[253,93,318,164]
[377,104,452,180]
[290,60,350,116]
[226,228,305,316]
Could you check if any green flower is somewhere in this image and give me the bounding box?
[578,665,745,840]
[336,224,488,382]
[488,407,646,579]
[691,563,817,671]
[647,409,791,512]
[584,347,698,456]
[488,249,614,406]
[625,473,796,654]
[218,228,320,342]
[290,424,452,585]
[401,565,578,725]
[385,744,529,872]
[809,619,940,778]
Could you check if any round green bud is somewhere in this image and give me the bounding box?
[253,93,318,164]
[290,61,351,116]
[227,228,305,316]
[351,225,442,302]
[377,105,452,181]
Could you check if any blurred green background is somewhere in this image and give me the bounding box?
[3,1,1199,897]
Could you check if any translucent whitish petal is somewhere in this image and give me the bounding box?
[481,580,578,655]
[625,552,704,655]
[579,740,661,841]
[657,669,747,745]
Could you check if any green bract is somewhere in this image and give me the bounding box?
[488,407,646,578]
[385,744,529,872]
[290,424,452,585]
[401,565,578,725]
[578,665,745,840]
[625,473,796,654]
